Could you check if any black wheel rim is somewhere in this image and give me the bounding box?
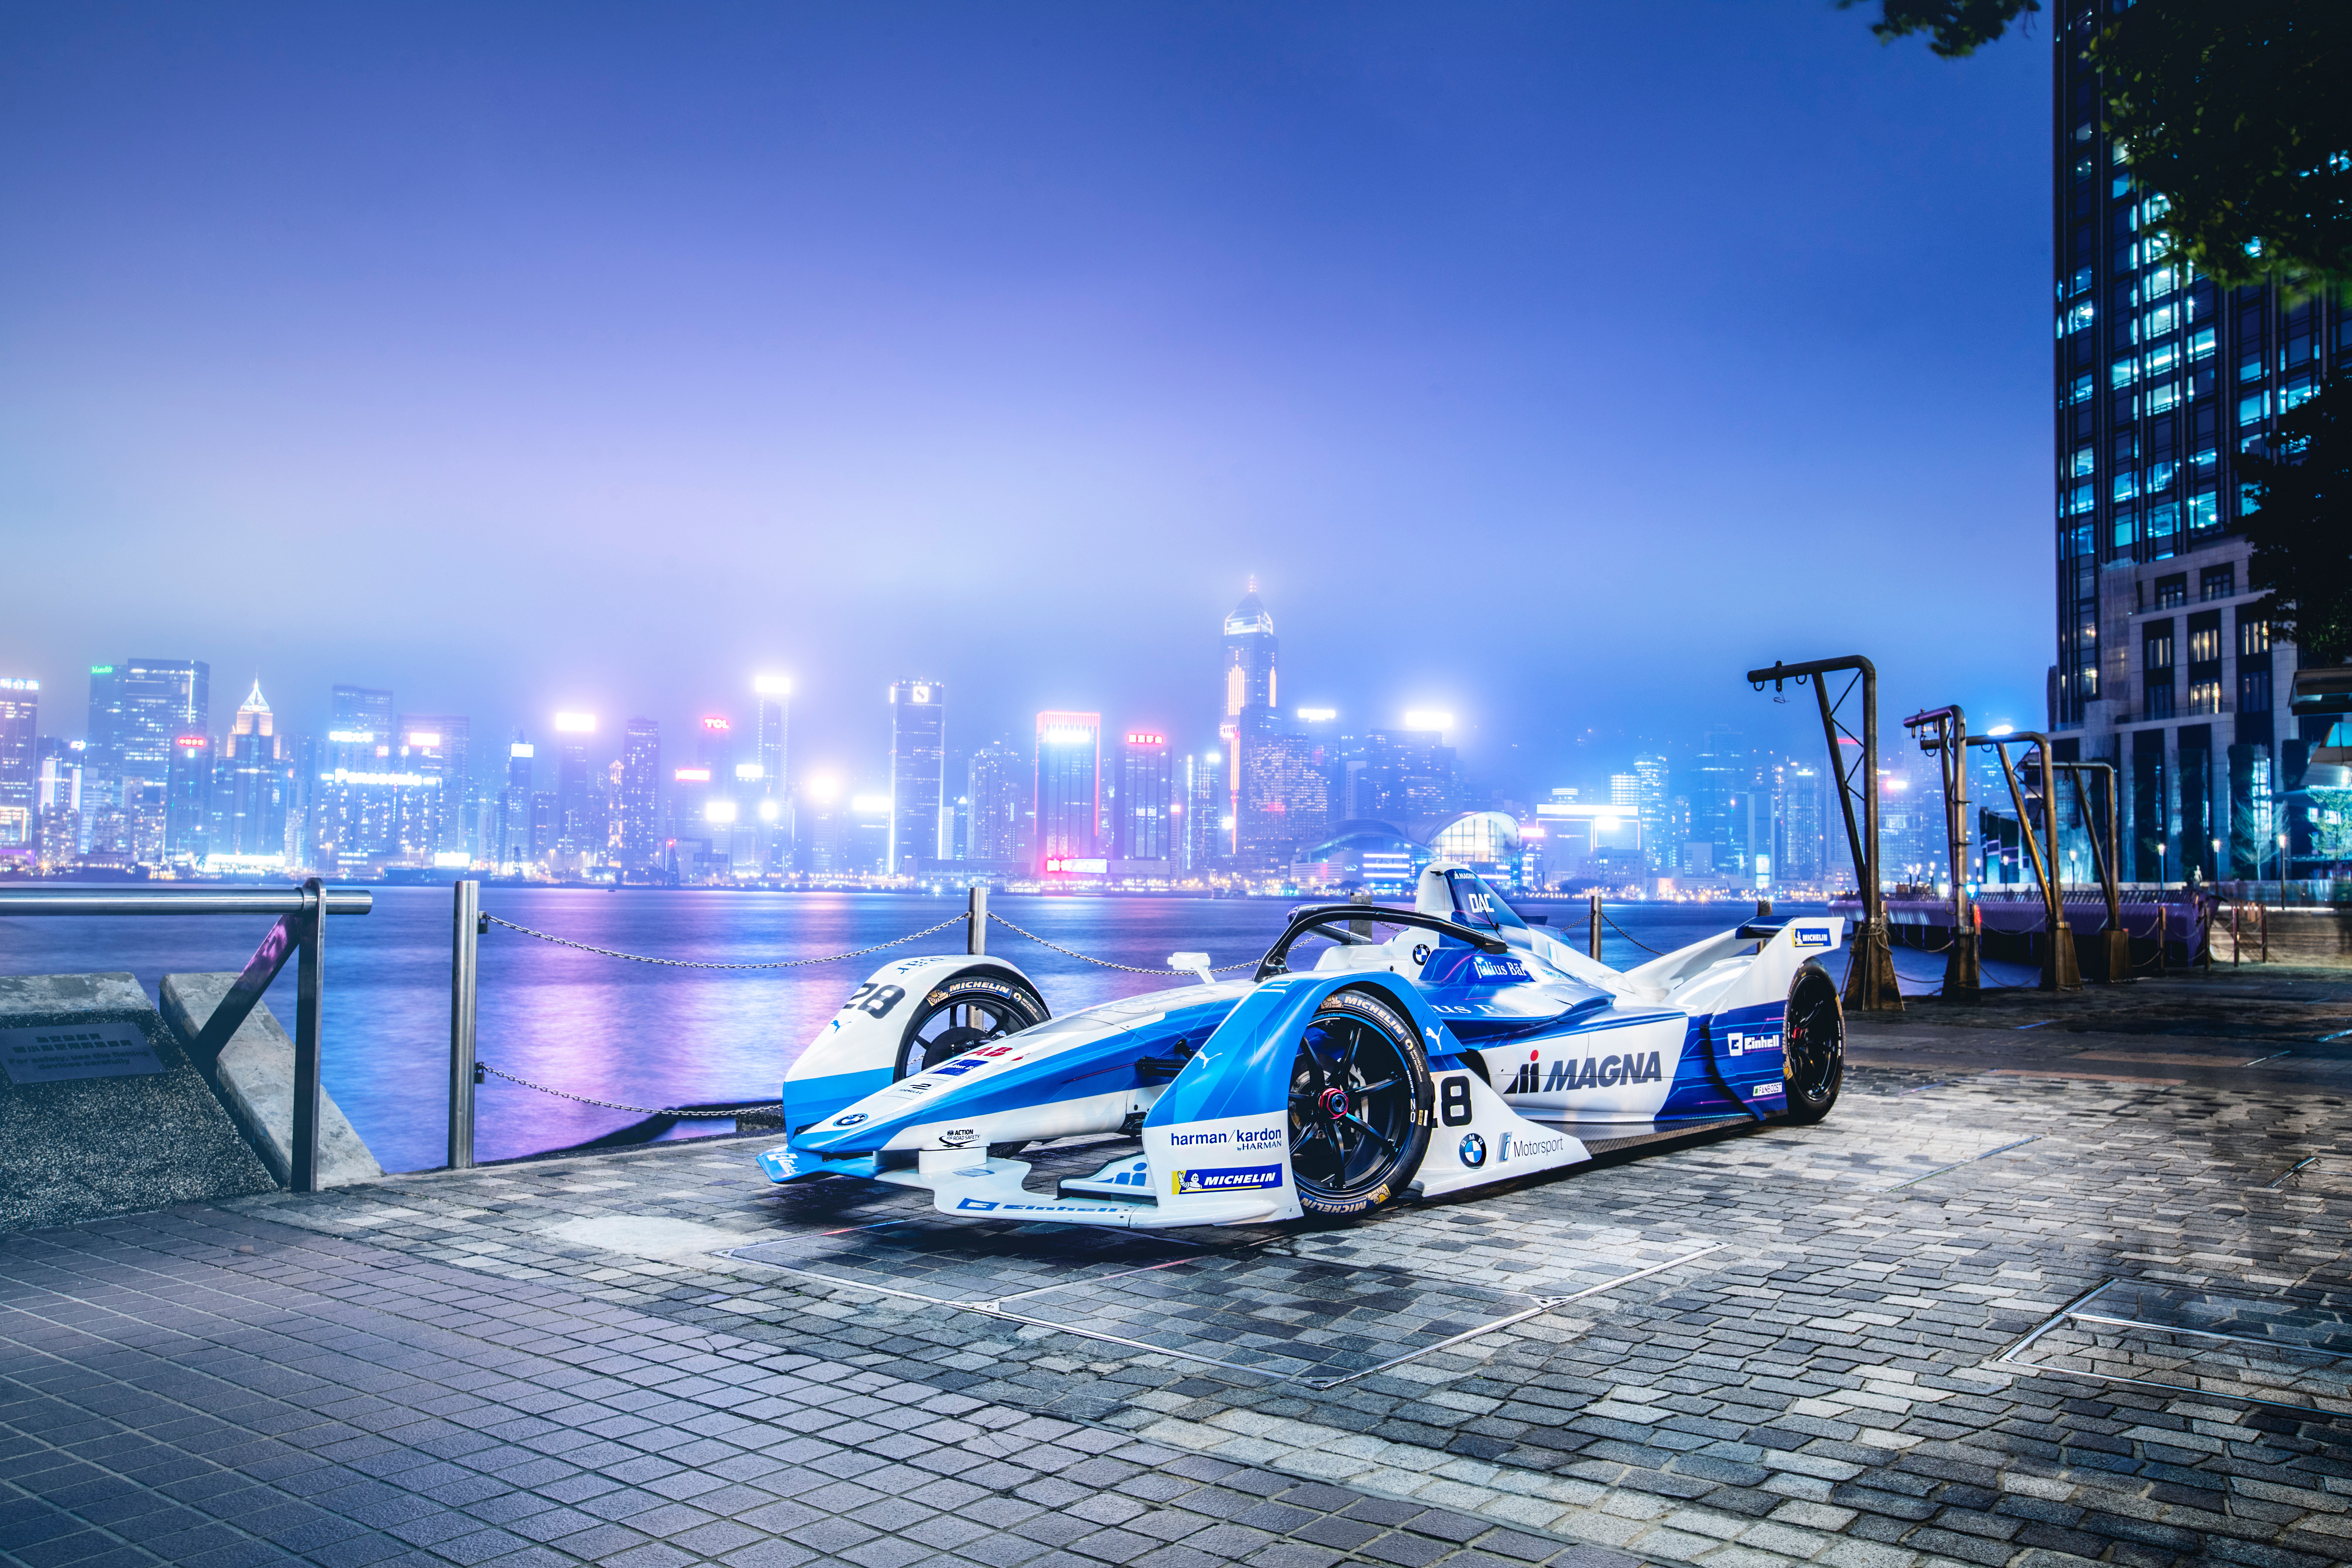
[1287,1011,1415,1195]
[1786,974,1842,1102]
[899,998,1024,1078]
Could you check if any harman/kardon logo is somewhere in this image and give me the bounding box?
[1171,1164,1283,1194]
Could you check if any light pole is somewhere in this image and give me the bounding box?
[2156,841,2167,895]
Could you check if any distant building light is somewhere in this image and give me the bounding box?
[1125,733,1166,746]
[0,678,37,691]
[553,712,596,733]
[1295,707,1336,722]
[406,731,441,748]
[1045,857,1108,874]
[1041,727,1094,746]
[674,767,712,783]
[807,774,840,803]
[851,794,891,814]
[510,743,534,758]
[757,799,780,821]
[705,800,738,824]
[894,683,937,704]
[1403,710,1454,731]
[734,763,764,780]
[89,666,113,675]
[329,770,437,787]
[753,674,792,696]
[328,730,375,744]
[432,851,471,868]
[1987,723,2015,736]
[174,735,208,748]
[701,715,730,732]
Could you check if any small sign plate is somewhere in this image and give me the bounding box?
[0,1021,168,1086]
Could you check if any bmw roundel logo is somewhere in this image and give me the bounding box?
[1458,1133,1486,1168]
[833,1112,868,1127]
[1412,944,1432,965]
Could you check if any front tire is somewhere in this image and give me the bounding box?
[1286,988,1432,1216]
[1782,962,1843,1124]
[894,969,1047,1081]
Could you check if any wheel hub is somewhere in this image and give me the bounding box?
[1317,1086,1351,1119]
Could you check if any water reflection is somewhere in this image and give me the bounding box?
[0,889,2022,1174]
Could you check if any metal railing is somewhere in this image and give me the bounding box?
[0,880,374,1192]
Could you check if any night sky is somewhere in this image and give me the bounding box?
[0,3,2049,795]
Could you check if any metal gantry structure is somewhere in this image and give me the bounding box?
[1971,731,2082,992]
[1748,655,1901,1013]
[1902,705,1980,999]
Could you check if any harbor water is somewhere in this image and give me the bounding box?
[0,889,2029,1172]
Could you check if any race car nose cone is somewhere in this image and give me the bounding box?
[1318,1086,1351,1119]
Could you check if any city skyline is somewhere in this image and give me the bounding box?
[1,4,2052,794]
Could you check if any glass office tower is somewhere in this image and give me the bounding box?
[2050,12,2345,882]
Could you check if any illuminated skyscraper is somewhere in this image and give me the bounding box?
[753,676,790,801]
[499,734,535,868]
[967,741,1024,864]
[396,714,469,863]
[888,680,946,874]
[1112,731,1173,862]
[619,718,661,870]
[1034,711,1101,871]
[118,658,209,861]
[216,681,290,861]
[1219,581,1277,857]
[1184,750,1222,872]
[164,734,212,861]
[554,713,600,861]
[320,684,396,872]
[81,666,121,853]
[0,678,35,852]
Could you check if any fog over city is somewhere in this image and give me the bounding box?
[1,3,2049,800]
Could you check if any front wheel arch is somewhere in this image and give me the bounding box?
[1285,984,1434,1216]
[893,967,1048,1082]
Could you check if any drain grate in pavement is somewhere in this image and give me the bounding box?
[999,1251,1549,1386]
[1999,1278,2352,1415]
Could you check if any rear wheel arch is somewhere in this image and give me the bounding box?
[1781,959,1843,1124]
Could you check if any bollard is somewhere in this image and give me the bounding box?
[967,884,988,955]
[449,879,479,1171]
[291,877,325,1194]
[1588,892,1601,961]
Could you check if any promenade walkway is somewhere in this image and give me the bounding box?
[6,985,2352,1568]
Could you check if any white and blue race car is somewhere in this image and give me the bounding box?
[757,865,1845,1229]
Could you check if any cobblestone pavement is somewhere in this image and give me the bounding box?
[6,1045,2352,1568]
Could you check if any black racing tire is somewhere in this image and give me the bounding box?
[894,969,1048,1081]
[1782,961,1843,1124]
[1285,988,1433,1216]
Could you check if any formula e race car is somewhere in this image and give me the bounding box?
[756,865,1846,1229]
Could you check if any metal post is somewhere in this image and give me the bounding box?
[449,879,479,1171]
[967,884,988,955]
[291,877,325,1194]
[1586,892,1600,960]
[1978,734,2079,992]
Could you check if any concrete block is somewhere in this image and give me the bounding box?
[0,972,276,1232]
[159,972,384,1188]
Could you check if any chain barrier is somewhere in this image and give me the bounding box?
[480,911,967,969]
[1596,907,1666,956]
[476,1061,781,1119]
[986,911,1257,974]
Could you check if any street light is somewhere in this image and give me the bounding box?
[2156,841,2167,895]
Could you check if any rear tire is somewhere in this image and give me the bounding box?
[1285,988,1432,1216]
[1782,962,1843,1124]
